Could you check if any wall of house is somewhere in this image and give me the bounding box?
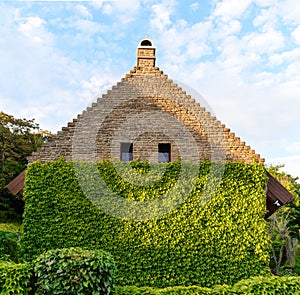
[28,41,263,165]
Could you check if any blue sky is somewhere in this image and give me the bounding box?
[0,0,300,180]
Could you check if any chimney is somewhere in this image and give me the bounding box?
[137,38,156,70]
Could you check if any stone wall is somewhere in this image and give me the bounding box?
[28,41,264,165]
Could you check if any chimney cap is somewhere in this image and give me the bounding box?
[138,38,155,48]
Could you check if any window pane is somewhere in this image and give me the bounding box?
[158,143,171,163]
[158,152,169,162]
[121,143,133,162]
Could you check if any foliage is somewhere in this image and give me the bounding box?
[295,245,300,275]
[0,111,51,222]
[268,208,290,275]
[21,159,271,288]
[0,189,24,222]
[266,164,300,238]
[231,275,300,294]
[0,111,40,181]
[267,164,300,204]
[34,247,116,295]
[266,165,300,275]
[0,260,32,295]
[0,222,21,234]
[0,231,19,262]
[115,276,300,294]
[115,285,212,294]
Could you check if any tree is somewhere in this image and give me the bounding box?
[268,207,291,275]
[0,111,51,221]
[266,164,300,275]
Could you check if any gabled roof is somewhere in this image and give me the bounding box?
[6,170,26,197]
[265,171,294,217]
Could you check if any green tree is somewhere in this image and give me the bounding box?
[267,165,300,238]
[0,111,50,221]
[266,164,300,275]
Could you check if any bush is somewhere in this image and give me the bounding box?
[21,159,271,287]
[34,247,116,295]
[0,260,32,295]
[0,222,21,234]
[0,189,24,223]
[232,276,300,294]
[295,245,300,275]
[115,276,300,294]
[115,285,212,294]
[0,231,19,262]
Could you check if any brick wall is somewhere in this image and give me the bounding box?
[28,40,264,165]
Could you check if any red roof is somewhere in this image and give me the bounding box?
[265,171,294,218]
[6,170,26,196]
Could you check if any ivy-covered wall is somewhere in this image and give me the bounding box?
[21,159,271,288]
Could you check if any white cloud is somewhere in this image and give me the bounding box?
[269,48,300,67]
[103,4,113,15]
[243,28,285,54]
[253,0,300,29]
[151,18,212,67]
[252,71,277,86]
[150,2,173,31]
[75,4,93,19]
[277,0,300,25]
[253,7,277,31]
[109,0,141,23]
[90,0,105,9]
[91,0,141,23]
[292,26,300,45]
[151,4,171,31]
[18,16,50,43]
[112,0,141,12]
[214,0,252,19]
[211,18,242,41]
[73,19,104,34]
[285,142,300,154]
[254,0,277,6]
[0,4,121,133]
[268,156,300,181]
[190,2,199,11]
[216,36,243,72]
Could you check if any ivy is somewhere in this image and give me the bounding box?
[0,231,19,262]
[34,247,116,295]
[21,159,271,288]
[0,260,32,295]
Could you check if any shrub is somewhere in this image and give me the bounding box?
[21,159,271,287]
[0,231,19,262]
[232,276,300,294]
[0,260,32,295]
[115,285,212,294]
[115,276,300,294]
[295,245,300,275]
[34,247,116,295]
[0,222,21,234]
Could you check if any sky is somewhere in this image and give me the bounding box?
[0,0,299,181]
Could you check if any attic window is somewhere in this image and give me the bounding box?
[158,143,171,163]
[141,40,152,46]
[121,142,133,162]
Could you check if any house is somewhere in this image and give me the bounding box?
[7,38,293,216]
